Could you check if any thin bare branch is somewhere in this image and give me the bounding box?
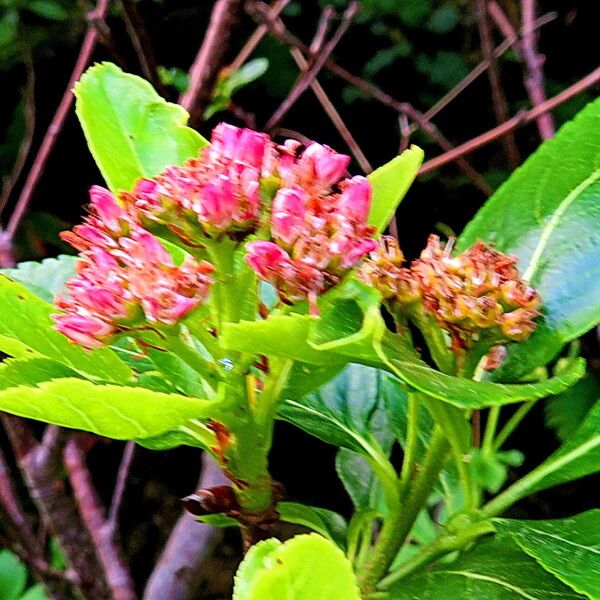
[420,66,600,174]
[107,440,135,535]
[230,0,291,73]
[520,0,555,139]
[249,2,492,194]
[118,0,165,95]
[475,0,520,168]
[143,453,229,600]
[3,0,112,248]
[179,0,244,124]
[264,2,359,132]
[0,58,35,217]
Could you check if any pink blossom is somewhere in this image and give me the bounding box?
[245,241,291,279]
[54,314,114,349]
[271,188,308,247]
[338,176,372,223]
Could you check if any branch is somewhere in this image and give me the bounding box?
[143,453,229,600]
[2,418,113,600]
[248,2,492,195]
[229,0,291,73]
[118,0,166,95]
[520,0,555,139]
[1,0,112,252]
[475,0,520,168]
[419,65,600,174]
[107,440,136,534]
[179,0,244,125]
[264,2,359,132]
[64,436,137,600]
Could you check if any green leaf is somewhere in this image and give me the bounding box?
[20,584,49,600]
[0,550,27,600]
[279,364,395,453]
[367,146,424,233]
[546,371,600,443]
[458,98,600,379]
[233,534,361,600]
[0,275,131,383]
[0,357,78,390]
[74,62,208,192]
[495,510,600,600]
[522,398,600,494]
[377,331,586,409]
[0,378,213,441]
[0,255,77,303]
[470,448,525,494]
[278,502,347,549]
[386,534,586,599]
[25,1,69,20]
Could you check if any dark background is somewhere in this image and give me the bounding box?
[1,0,599,593]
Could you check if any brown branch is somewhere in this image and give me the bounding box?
[2,0,112,248]
[0,58,35,218]
[520,0,555,139]
[420,10,556,127]
[264,2,359,132]
[249,2,492,195]
[118,0,165,95]
[2,417,113,600]
[143,453,228,600]
[179,0,244,125]
[420,65,600,174]
[64,436,137,600]
[107,440,135,535]
[475,0,520,168]
[229,0,292,73]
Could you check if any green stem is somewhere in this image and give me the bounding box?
[358,427,449,595]
[377,520,495,590]
[493,400,538,451]
[398,392,420,498]
[481,406,500,457]
[206,240,237,327]
[160,330,216,378]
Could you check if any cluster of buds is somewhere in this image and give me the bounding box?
[245,143,378,311]
[54,187,213,349]
[363,234,541,360]
[120,123,271,240]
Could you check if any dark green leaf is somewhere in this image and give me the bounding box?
[75,62,208,192]
[495,510,600,600]
[546,372,600,442]
[277,502,347,549]
[458,98,600,379]
[386,534,586,599]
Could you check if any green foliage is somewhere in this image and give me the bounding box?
[277,502,347,549]
[0,374,214,443]
[367,146,424,232]
[0,275,131,382]
[545,371,600,442]
[0,254,76,302]
[233,534,361,600]
[0,550,48,600]
[496,511,600,600]
[459,98,600,380]
[74,62,208,192]
[386,534,587,599]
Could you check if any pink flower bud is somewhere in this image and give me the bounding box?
[237,129,269,168]
[245,241,291,278]
[338,176,372,223]
[340,238,378,269]
[89,186,124,233]
[200,175,236,230]
[54,314,114,349]
[272,188,308,246]
[301,143,350,187]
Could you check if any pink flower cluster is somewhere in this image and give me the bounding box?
[245,142,377,309]
[121,123,271,239]
[54,187,213,349]
[55,124,379,347]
